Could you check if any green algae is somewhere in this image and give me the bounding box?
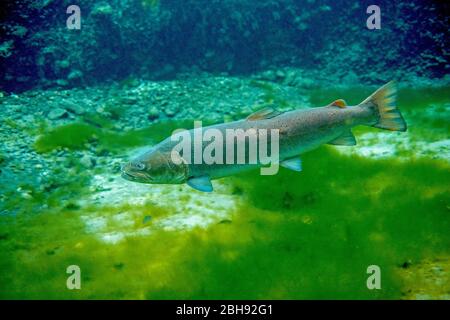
[33,120,201,154]
[1,146,448,299]
[226,148,450,298]
[34,123,99,153]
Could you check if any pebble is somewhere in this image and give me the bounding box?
[64,102,85,115]
[80,155,96,168]
[48,108,68,120]
[122,97,138,105]
[164,107,177,117]
[147,107,160,120]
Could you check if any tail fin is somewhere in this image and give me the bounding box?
[360,81,407,132]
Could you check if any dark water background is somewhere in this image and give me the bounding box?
[1,0,449,92]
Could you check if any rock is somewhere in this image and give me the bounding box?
[11,25,28,37]
[276,70,286,79]
[55,79,68,86]
[92,2,113,16]
[68,70,83,81]
[121,97,138,105]
[95,106,106,114]
[57,60,70,69]
[18,188,33,200]
[164,107,176,117]
[48,108,68,120]
[80,155,95,168]
[23,115,35,123]
[64,102,85,115]
[147,107,160,120]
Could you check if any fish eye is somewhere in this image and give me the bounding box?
[135,162,146,170]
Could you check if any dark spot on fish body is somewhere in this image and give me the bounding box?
[219,219,232,224]
[0,233,8,241]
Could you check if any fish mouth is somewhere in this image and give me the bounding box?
[121,171,136,181]
[121,170,152,184]
[120,162,139,182]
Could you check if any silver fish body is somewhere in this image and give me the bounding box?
[122,81,406,192]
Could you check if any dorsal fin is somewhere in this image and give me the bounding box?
[246,107,282,121]
[327,99,347,108]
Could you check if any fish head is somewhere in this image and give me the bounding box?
[121,149,187,184]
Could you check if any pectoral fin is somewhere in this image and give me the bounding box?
[246,107,282,121]
[281,157,302,172]
[328,130,356,146]
[187,175,213,192]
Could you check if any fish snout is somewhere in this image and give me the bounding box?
[120,161,152,183]
[121,162,135,181]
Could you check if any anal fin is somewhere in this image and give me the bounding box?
[328,130,356,146]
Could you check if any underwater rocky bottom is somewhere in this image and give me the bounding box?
[0,75,449,299]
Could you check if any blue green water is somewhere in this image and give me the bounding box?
[0,0,449,300]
